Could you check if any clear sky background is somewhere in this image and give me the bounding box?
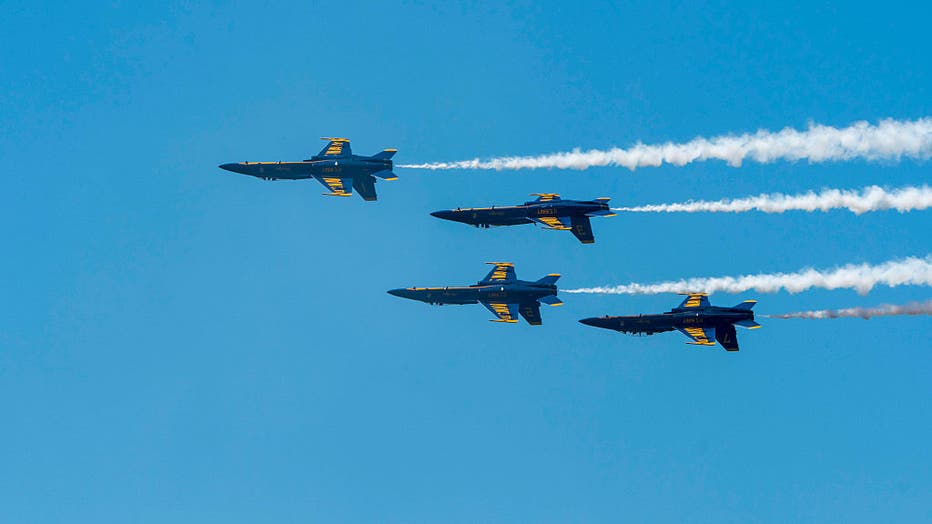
[2,1,930,522]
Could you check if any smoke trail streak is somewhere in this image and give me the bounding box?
[399,118,932,170]
[564,256,932,295]
[613,185,932,215]
[767,300,932,319]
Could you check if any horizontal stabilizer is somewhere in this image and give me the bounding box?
[371,169,398,180]
[370,149,397,160]
[733,300,757,310]
[323,192,352,197]
[536,274,561,286]
[539,295,563,306]
[585,209,617,217]
[734,319,761,329]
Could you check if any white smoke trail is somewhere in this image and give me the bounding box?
[614,185,932,215]
[767,300,932,319]
[564,256,932,295]
[399,118,932,170]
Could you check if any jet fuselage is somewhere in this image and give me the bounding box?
[219,156,392,181]
[431,199,610,228]
[579,306,755,335]
[388,280,557,306]
[579,294,759,350]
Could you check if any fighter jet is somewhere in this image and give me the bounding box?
[430,194,615,244]
[219,138,397,201]
[578,293,760,351]
[387,262,563,325]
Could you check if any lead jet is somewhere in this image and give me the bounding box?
[430,194,615,244]
[219,138,397,201]
[387,262,563,325]
[578,293,760,351]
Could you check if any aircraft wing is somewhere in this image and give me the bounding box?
[677,326,717,346]
[676,293,711,309]
[482,301,519,323]
[315,175,353,197]
[316,137,352,157]
[530,193,562,202]
[531,215,572,230]
[481,262,516,283]
[352,175,378,201]
[518,302,543,325]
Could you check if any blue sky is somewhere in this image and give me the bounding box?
[1,1,930,522]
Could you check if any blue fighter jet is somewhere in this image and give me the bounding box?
[219,138,397,201]
[578,293,761,351]
[387,262,563,325]
[430,193,616,244]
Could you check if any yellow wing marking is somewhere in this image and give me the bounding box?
[484,262,514,281]
[322,177,350,195]
[538,216,571,230]
[530,193,561,201]
[320,137,350,156]
[683,327,715,345]
[679,292,709,308]
[488,303,517,322]
[322,177,344,191]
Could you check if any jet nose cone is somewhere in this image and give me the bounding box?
[430,210,454,220]
[219,163,246,174]
[579,317,613,329]
[387,288,409,299]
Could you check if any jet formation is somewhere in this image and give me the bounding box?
[220,138,762,349]
[219,138,397,201]
[388,262,563,325]
[431,193,615,244]
[579,293,760,351]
